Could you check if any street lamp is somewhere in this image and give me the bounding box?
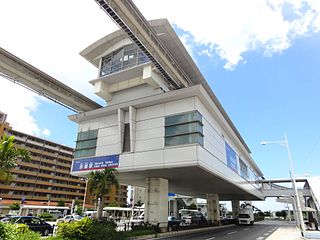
[261,133,305,237]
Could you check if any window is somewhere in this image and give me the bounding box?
[165,111,203,146]
[225,142,238,173]
[123,123,130,152]
[100,43,150,77]
[74,130,98,158]
[239,159,248,179]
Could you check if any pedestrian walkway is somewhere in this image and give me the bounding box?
[305,230,320,239]
[266,225,301,240]
[266,225,320,240]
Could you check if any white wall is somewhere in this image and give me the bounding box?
[195,97,261,183]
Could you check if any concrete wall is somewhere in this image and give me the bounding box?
[76,95,260,183]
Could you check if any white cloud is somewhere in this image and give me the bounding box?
[134,0,320,69]
[42,129,51,136]
[0,79,41,135]
[0,0,117,136]
[178,34,197,63]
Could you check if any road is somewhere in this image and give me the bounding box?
[156,220,292,240]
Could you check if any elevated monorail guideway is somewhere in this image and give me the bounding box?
[0,47,102,113]
[95,0,193,90]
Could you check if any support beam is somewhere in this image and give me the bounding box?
[145,178,168,227]
[207,193,220,224]
[0,47,101,112]
[232,200,240,219]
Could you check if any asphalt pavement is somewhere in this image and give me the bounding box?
[144,220,320,240]
[154,222,278,240]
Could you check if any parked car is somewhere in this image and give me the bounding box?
[190,212,207,225]
[9,216,53,236]
[48,210,64,220]
[0,217,11,223]
[168,216,181,226]
[56,215,83,224]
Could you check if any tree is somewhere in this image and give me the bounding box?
[9,202,20,210]
[108,202,117,207]
[88,168,119,220]
[0,134,30,182]
[276,210,287,219]
[57,200,65,207]
[187,203,197,210]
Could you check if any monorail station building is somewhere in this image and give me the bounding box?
[70,19,264,226]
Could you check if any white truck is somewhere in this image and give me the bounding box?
[238,203,254,225]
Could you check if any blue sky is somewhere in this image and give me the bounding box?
[1,0,320,210]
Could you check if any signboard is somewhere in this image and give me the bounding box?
[72,155,119,172]
[225,142,238,173]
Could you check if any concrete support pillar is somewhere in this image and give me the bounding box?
[145,178,168,227]
[232,200,240,219]
[207,193,220,224]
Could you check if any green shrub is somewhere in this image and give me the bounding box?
[56,217,94,240]
[55,217,125,240]
[9,202,20,210]
[0,223,41,240]
[15,230,41,240]
[0,222,16,240]
[57,200,65,207]
[46,237,64,240]
[15,224,30,234]
[88,222,124,240]
[38,212,54,221]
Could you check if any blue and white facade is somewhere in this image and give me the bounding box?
[70,19,264,225]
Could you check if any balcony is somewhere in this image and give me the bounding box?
[52,182,85,190]
[11,169,38,177]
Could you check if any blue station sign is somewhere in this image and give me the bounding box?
[72,155,119,172]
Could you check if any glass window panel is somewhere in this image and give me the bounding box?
[111,48,123,74]
[225,142,238,173]
[165,122,203,137]
[138,51,149,64]
[239,159,248,179]
[74,148,96,159]
[165,133,203,146]
[99,43,150,77]
[75,139,97,150]
[165,111,202,126]
[77,130,98,141]
[100,55,112,77]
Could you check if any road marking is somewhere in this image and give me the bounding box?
[263,233,270,236]
[244,228,250,231]
[227,231,237,235]
[204,237,215,240]
[256,237,264,240]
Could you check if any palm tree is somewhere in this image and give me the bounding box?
[88,168,119,219]
[0,134,30,182]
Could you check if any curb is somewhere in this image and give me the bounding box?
[127,224,235,240]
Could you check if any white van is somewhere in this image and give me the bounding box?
[48,210,64,220]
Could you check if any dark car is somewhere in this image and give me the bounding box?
[9,216,53,236]
[168,216,181,226]
[190,213,207,225]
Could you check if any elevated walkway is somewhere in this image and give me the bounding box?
[260,177,320,218]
